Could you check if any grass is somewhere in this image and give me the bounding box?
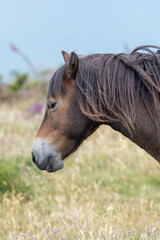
[0,159,31,197]
[0,91,160,239]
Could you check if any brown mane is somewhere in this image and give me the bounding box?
[49,45,160,132]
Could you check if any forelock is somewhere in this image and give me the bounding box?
[48,64,67,99]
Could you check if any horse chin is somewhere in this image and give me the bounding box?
[33,155,64,173]
[46,156,64,172]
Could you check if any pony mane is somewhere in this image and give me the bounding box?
[49,45,160,132]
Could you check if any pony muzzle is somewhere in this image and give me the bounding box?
[31,138,64,172]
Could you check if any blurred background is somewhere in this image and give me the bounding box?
[0,0,160,239]
[1,0,160,80]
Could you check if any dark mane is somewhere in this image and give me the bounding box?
[49,45,160,132]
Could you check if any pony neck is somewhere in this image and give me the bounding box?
[107,100,160,163]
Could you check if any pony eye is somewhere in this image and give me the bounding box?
[47,101,58,111]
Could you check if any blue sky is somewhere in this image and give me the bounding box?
[1,0,160,80]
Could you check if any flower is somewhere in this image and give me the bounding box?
[27,103,45,114]
[10,44,19,53]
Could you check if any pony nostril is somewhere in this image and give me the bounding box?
[32,152,36,163]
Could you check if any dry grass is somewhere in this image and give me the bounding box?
[0,93,160,239]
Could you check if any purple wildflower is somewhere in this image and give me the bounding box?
[10,44,19,53]
[27,103,45,114]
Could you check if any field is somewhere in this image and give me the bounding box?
[0,86,160,240]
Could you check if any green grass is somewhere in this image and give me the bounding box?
[0,159,31,197]
[0,93,160,239]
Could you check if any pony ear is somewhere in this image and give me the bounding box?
[61,51,69,63]
[65,52,79,79]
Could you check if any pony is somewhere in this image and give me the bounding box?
[31,45,160,172]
